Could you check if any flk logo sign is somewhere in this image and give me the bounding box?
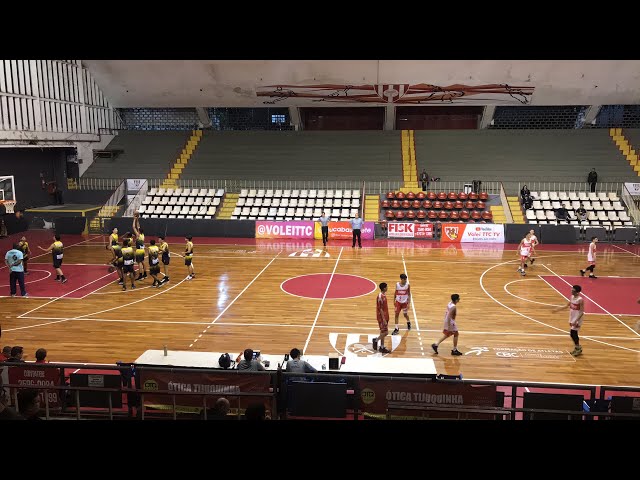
[387,222,434,239]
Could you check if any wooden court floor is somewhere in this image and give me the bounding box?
[2,233,640,387]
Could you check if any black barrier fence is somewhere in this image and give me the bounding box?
[504,224,540,244]
[54,216,87,235]
[105,218,257,238]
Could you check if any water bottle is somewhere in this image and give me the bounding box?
[163,345,168,356]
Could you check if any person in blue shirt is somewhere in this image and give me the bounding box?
[5,243,27,297]
[351,213,364,248]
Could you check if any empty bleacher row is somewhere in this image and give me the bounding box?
[382,191,493,222]
[232,189,361,221]
[523,191,633,228]
[139,187,223,219]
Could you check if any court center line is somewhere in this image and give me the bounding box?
[402,252,423,355]
[188,250,283,347]
[541,263,640,338]
[17,271,117,318]
[479,259,640,353]
[302,247,343,354]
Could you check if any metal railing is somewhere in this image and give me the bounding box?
[123,181,149,217]
[621,184,640,224]
[367,180,501,195]
[513,181,625,196]
[499,182,514,223]
[76,177,124,190]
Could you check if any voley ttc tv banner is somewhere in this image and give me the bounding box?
[440,223,504,243]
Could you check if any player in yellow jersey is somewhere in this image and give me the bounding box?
[120,238,136,291]
[18,236,31,275]
[111,240,124,285]
[147,239,162,287]
[185,235,195,280]
[38,234,66,283]
[158,235,170,284]
[132,217,147,281]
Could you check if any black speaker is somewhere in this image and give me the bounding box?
[328,356,339,370]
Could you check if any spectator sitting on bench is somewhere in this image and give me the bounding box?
[555,205,571,224]
[576,204,587,222]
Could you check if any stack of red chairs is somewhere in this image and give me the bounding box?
[382,191,494,223]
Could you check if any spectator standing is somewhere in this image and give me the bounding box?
[5,243,27,297]
[351,212,363,248]
[420,169,429,191]
[587,168,598,193]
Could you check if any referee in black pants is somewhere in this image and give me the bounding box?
[318,211,330,246]
[351,213,363,248]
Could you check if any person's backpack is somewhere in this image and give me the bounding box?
[219,353,232,369]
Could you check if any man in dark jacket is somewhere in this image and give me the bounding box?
[587,169,598,193]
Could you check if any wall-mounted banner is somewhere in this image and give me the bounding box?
[440,223,504,243]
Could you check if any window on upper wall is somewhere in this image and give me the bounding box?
[271,114,286,124]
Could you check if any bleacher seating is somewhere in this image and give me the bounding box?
[522,190,632,231]
[230,189,361,221]
[139,188,224,219]
[381,191,493,223]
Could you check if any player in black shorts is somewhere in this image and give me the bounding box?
[185,235,195,280]
[148,240,163,287]
[121,238,136,291]
[159,235,170,284]
[38,234,66,283]
[133,218,147,281]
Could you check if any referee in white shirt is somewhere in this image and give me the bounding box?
[351,213,363,248]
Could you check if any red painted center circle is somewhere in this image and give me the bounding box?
[281,273,376,299]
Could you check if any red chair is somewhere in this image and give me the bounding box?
[444,201,454,210]
[401,199,410,209]
[438,210,449,219]
[395,210,406,220]
[386,191,395,199]
[458,192,468,200]
[468,192,479,200]
[385,210,395,219]
[460,210,470,220]
[427,191,437,200]
[465,201,475,209]
[471,210,482,220]
[482,211,493,221]
[428,210,438,219]
[433,200,443,209]
[454,200,464,209]
[392,200,400,209]
[423,200,432,209]
[417,210,427,219]
[448,192,458,200]
[381,200,390,208]
[406,210,416,219]
[412,200,421,209]
[396,191,406,200]
[476,201,486,210]
[479,192,489,201]
[407,192,416,200]
[437,192,447,200]
[450,211,460,220]
[416,192,426,200]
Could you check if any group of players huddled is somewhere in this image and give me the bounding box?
[107,215,195,291]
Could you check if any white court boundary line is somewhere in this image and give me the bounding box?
[0,269,52,287]
[402,252,423,355]
[541,263,640,338]
[479,259,640,354]
[189,251,283,347]
[503,278,565,308]
[302,247,343,353]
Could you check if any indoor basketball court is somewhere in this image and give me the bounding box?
[2,231,640,387]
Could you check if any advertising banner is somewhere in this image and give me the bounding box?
[387,222,434,239]
[625,183,640,195]
[138,369,272,414]
[7,365,63,409]
[314,221,376,240]
[126,179,147,193]
[440,223,505,243]
[359,377,497,419]
[256,221,315,239]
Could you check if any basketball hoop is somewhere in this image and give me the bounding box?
[0,200,16,214]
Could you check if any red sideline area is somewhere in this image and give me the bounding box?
[541,275,640,315]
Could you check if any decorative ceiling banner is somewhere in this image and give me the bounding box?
[256,83,535,105]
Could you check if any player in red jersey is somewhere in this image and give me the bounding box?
[372,283,391,354]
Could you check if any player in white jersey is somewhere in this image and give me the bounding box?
[528,229,539,265]
[516,233,534,276]
[580,236,598,279]
[392,273,411,335]
[553,284,585,356]
[431,294,463,356]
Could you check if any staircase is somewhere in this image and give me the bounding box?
[161,130,203,189]
[216,193,238,220]
[364,194,380,222]
[490,205,507,224]
[508,196,526,224]
[610,128,640,176]
[400,130,419,192]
